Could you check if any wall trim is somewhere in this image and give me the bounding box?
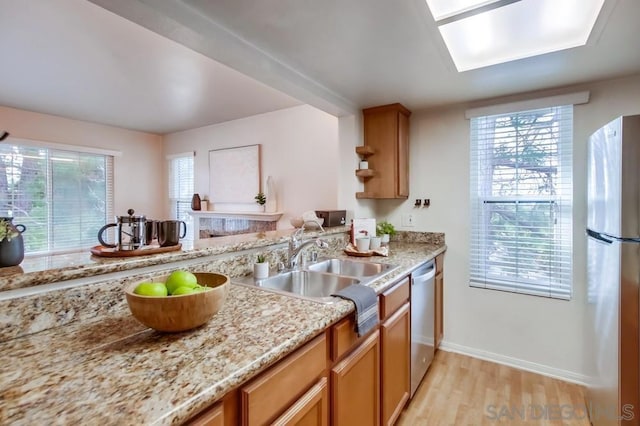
[439,340,589,386]
[464,91,590,118]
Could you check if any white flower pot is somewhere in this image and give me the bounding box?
[380,234,390,244]
[254,262,269,279]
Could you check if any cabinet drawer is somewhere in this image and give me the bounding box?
[380,277,409,320]
[272,377,328,426]
[188,402,223,426]
[435,254,444,274]
[331,316,366,362]
[241,333,327,426]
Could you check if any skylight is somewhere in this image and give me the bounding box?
[426,0,606,71]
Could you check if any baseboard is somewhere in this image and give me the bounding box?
[439,341,590,386]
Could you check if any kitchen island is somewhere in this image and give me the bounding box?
[0,229,444,425]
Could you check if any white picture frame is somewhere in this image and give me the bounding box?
[209,144,261,210]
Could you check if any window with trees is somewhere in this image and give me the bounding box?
[0,142,113,255]
[470,105,573,299]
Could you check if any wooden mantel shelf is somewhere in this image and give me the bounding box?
[188,211,284,222]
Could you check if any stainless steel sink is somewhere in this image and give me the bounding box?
[234,270,359,303]
[307,258,395,277]
[233,257,399,304]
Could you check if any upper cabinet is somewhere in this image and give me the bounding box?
[356,103,411,199]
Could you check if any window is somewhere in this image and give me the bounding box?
[470,105,573,299]
[0,142,114,255]
[168,152,194,239]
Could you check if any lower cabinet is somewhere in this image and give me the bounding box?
[241,333,328,426]
[188,401,224,426]
[273,377,328,426]
[380,303,410,425]
[331,330,380,426]
[187,271,423,426]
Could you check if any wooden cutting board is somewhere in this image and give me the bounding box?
[90,244,181,257]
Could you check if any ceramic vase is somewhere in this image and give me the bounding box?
[254,262,269,279]
[265,176,277,213]
[0,218,26,267]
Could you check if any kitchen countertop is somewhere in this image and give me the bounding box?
[0,238,445,425]
[0,227,344,292]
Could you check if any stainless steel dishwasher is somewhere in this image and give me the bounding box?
[410,260,436,397]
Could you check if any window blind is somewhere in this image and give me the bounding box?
[0,143,113,255]
[168,153,194,239]
[470,105,573,299]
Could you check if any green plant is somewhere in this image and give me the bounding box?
[254,192,266,206]
[256,254,266,263]
[376,221,396,236]
[0,219,19,242]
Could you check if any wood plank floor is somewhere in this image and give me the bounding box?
[397,350,590,426]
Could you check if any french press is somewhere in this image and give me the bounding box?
[97,209,146,251]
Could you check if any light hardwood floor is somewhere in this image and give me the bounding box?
[397,350,591,426]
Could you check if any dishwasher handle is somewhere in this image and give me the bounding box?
[412,261,436,284]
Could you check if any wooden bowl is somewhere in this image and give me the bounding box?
[124,272,229,332]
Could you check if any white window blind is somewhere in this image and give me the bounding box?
[470,105,573,299]
[0,143,113,255]
[168,153,194,238]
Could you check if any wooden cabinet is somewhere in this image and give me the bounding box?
[241,333,328,425]
[379,278,410,425]
[357,103,411,199]
[187,402,224,426]
[273,377,328,426]
[434,254,444,351]
[331,330,380,426]
[381,303,410,425]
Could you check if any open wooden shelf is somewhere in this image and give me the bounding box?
[355,146,375,157]
[355,169,375,178]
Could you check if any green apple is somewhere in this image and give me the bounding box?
[165,270,198,295]
[133,282,168,297]
[172,286,199,296]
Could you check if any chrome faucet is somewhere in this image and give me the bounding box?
[288,229,329,269]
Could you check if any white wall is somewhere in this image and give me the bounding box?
[374,73,640,382]
[0,105,165,218]
[163,105,340,227]
[337,114,377,222]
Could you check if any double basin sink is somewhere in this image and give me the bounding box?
[233,258,399,303]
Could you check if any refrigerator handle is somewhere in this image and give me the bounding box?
[587,228,640,244]
[586,228,613,244]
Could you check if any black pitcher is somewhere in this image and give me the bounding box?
[0,217,26,267]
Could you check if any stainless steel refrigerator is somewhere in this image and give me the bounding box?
[586,114,640,425]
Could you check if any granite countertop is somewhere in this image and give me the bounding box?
[0,240,445,425]
[0,227,344,292]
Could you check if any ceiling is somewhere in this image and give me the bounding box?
[2,0,640,135]
[0,0,301,134]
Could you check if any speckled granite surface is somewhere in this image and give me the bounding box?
[0,231,445,425]
[0,227,348,292]
[0,285,353,426]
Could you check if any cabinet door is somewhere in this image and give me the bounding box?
[331,330,380,426]
[434,271,443,350]
[397,111,409,198]
[273,377,328,426]
[381,303,410,426]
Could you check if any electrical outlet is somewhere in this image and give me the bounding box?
[402,213,415,227]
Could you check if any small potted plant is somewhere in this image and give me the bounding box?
[254,192,266,211]
[253,253,269,279]
[376,221,396,244]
